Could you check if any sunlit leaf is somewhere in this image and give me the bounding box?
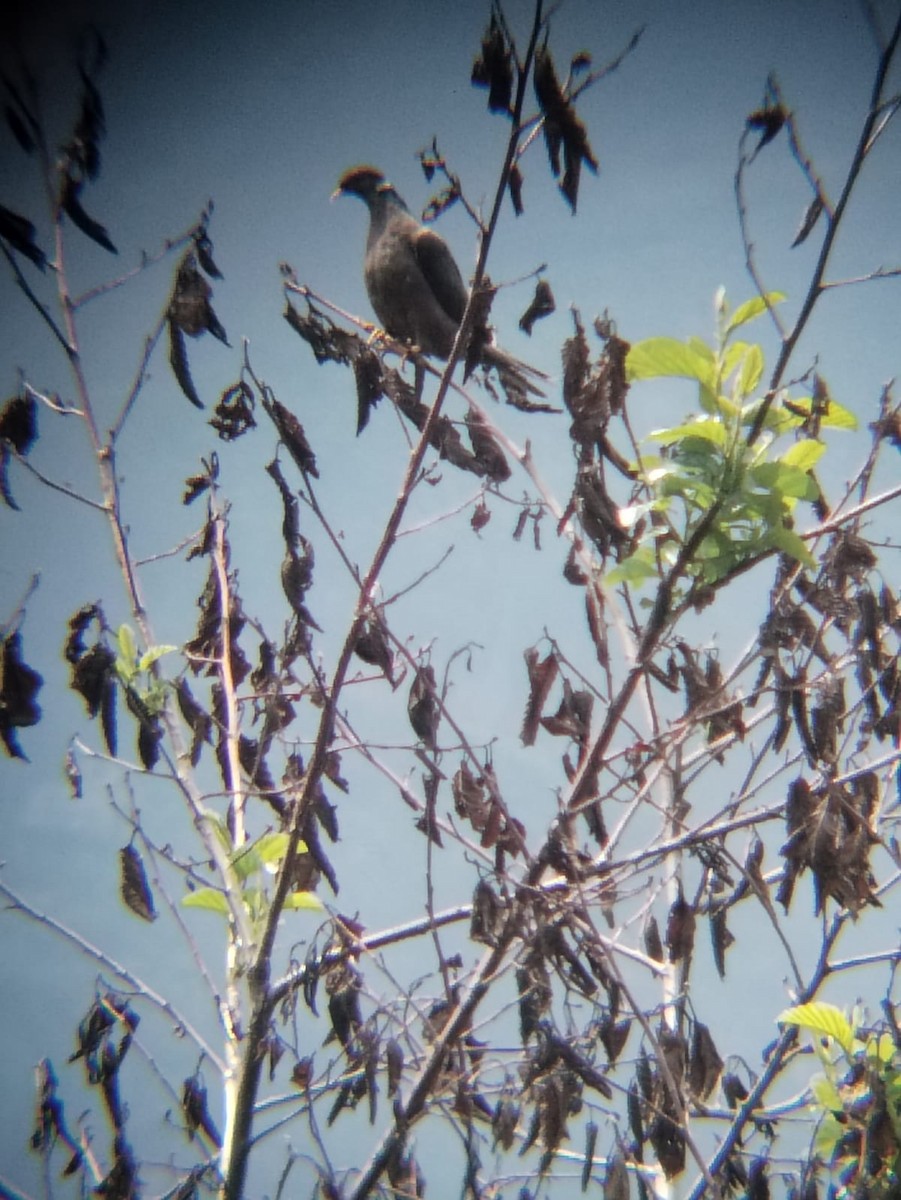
[751,461,818,500]
[283,891,325,911]
[253,831,292,867]
[231,833,307,881]
[720,340,751,381]
[137,644,176,673]
[813,1111,844,1159]
[803,396,857,430]
[626,338,716,389]
[204,813,234,854]
[182,887,229,914]
[687,336,715,362]
[811,1074,843,1111]
[737,343,764,397]
[724,292,785,337]
[649,418,726,447]
[766,524,816,569]
[604,550,659,586]
[781,438,826,471]
[778,1002,855,1054]
[117,624,137,670]
[868,1032,897,1064]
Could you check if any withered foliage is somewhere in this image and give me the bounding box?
[533,45,599,211]
[175,677,212,766]
[184,557,250,687]
[778,775,881,916]
[0,390,38,509]
[464,408,511,481]
[665,887,696,967]
[408,664,440,749]
[8,17,901,1200]
[791,196,825,248]
[747,102,787,154]
[453,760,526,858]
[59,989,140,1165]
[65,605,118,756]
[182,1073,221,1147]
[261,390,319,476]
[168,250,229,408]
[519,278,556,335]
[353,609,395,687]
[209,381,255,441]
[0,202,47,268]
[54,33,117,255]
[688,1021,724,1101]
[471,13,514,115]
[521,647,560,746]
[31,1059,83,1176]
[0,629,43,758]
[119,843,156,922]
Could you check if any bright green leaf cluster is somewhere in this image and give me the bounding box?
[114,623,176,716]
[779,1002,901,1197]
[182,817,324,925]
[608,292,857,593]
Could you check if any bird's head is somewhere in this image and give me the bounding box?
[332,166,404,209]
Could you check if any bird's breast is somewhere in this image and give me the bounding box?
[363,229,458,359]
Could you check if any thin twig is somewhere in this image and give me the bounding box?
[0,878,226,1072]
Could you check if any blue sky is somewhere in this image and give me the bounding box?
[1,0,899,1195]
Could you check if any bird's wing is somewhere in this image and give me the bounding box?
[411,226,468,326]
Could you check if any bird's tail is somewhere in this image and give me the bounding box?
[481,343,549,398]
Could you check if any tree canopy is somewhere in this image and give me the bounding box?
[2,3,901,1199]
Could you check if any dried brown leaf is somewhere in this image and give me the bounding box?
[119,844,156,922]
[521,648,559,746]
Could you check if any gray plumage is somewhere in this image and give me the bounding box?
[334,166,546,394]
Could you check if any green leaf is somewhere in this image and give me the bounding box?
[204,813,234,854]
[649,418,726,447]
[137,644,177,673]
[284,891,325,911]
[813,1111,845,1160]
[811,1073,844,1112]
[737,343,764,398]
[751,461,819,500]
[720,341,750,381]
[626,338,716,389]
[687,336,715,363]
[754,394,858,436]
[795,396,858,430]
[724,292,786,337]
[868,1032,897,1064]
[231,843,262,882]
[767,524,817,569]
[778,1002,855,1055]
[241,887,266,921]
[182,887,230,915]
[604,550,659,587]
[117,624,137,668]
[254,831,292,866]
[231,833,307,881]
[781,438,825,471]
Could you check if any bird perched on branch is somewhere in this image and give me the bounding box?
[333,165,547,397]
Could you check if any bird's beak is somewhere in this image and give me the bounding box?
[330,185,344,202]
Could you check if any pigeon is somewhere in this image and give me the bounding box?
[333,165,547,396]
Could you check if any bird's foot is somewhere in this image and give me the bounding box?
[362,321,390,348]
